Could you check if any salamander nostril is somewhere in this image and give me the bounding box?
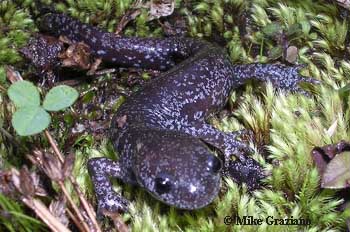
[207,156,222,174]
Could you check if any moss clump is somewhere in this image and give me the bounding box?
[0,1,34,66]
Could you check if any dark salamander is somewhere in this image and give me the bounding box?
[39,13,318,212]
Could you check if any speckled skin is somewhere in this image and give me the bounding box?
[40,13,318,212]
[20,35,63,70]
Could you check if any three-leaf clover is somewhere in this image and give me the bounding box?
[8,80,79,136]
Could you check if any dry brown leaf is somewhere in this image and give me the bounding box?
[5,66,23,84]
[49,199,69,226]
[115,9,142,35]
[59,42,92,70]
[62,152,75,179]
[285,46,298,63]
[145,0,175,21]
[334,0,350,9]
[19,166,35,196]
[42,152,63,181]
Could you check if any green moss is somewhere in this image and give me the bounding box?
[55,0,163,37]
[0,1,34,65]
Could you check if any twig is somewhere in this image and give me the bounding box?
[69,176,101,232]
[115,0,143,35]
[86,58,102,76]
[44,130,102,232]
[58,181,90,232]
[45,130,64,162]
[22,197,71,232]
[67,208,86,232]
[0,84,6,92]
[103,211,129,232]
[0,127,29,152]
[92,68,116,76]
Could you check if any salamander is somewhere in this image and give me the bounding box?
[38,13,318,211]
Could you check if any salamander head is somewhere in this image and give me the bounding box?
[134,137,222,210]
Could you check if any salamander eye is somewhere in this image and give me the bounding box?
[207,156,222,174]
[155,174,172,194]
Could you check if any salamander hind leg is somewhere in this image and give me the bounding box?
[87,158,130,213]
[232,63,320,95]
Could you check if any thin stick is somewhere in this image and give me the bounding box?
[0,127,28,152]
[69,176,102,232]
[22,197,71,232]
[115,0,142,35]
[103,211,129,232]
[67,208,86,232]
[59,182,90,232]
[45,130,102,232]
[0,84,6,92]
[45,130,64,162]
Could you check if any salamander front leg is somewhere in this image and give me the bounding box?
[181,123,250,159]
[87,158,129,213]
[180,123,265,188]
[223,154,265,190]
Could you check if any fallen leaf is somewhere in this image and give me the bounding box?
[311,148,329,175]
[59,42,92,70]
[148,0,175,20]
[19,166,35,196]
[62,152,75,179]
[322,151,350,189]
[115,9,142,35]
[334,0,350,9]
[325,119,338,137]
[49,199,69,226]
[5,66,23,84]
[285,46,298,63]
